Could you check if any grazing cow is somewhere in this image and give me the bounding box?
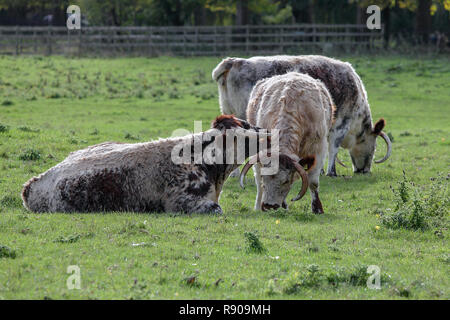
[240,72,334,214]
[21,115,269,214]
[212,55,392,177]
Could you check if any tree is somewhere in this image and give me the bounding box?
[416,0,432,42]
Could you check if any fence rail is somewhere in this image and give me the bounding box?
[0,24,383,56]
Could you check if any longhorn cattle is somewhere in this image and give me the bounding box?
[212,55,392,176]
[22,115,269,214]
[240,72,334,213]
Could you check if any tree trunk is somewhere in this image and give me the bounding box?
[236,0,249,25]
[194,6,206,26]
[308,0,315,24]
[383,6,390,49]
[416,0,431,44]
[356,5,365,25]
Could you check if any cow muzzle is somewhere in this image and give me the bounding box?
[261,202,287,212]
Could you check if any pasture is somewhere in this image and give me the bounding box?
[0,54,448,299]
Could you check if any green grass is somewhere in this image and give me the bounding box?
[0,54,449,299]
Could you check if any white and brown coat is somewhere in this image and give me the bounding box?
[22,115,267,214]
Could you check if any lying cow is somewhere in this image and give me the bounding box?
[240,72,334,213]
[212,55,392,177]
[22,115,269,214]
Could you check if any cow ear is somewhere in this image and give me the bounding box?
[299,156,316,171]
[372,118,385,135]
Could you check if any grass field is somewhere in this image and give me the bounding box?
[0,54,449,299]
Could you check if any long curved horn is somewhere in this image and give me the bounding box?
[291,160,309,202]
[374,131,392,164]
[239,154,259,189]
[336,155,348,168]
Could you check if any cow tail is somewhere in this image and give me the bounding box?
[212,57,235,85]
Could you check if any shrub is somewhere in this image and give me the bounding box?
[381,172,449,231]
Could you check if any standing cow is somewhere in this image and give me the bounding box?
[240,72,335,213]
[212,55,392,177]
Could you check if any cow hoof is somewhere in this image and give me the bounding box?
[326,173,338,178]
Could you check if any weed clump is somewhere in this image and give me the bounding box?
[124,132,140,140]
[53,234,81,243]
[279,264,392,295]
[283,264,323,294]
[18,126,40,133]
[0,195,22,208]
[381,172,449,231]
[0,245,17,259]
[19,148,41,161]
[1,100,13,106]
[119,221,147,235]
[244,231,266,254]
[0,124,9,132]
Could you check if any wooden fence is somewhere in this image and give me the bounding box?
[0,24,383,56]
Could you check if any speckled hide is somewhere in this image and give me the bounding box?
[212,55,387,176]
[247,72,335,213]
[22,115,266,214]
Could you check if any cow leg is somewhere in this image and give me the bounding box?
[309,146,326,214]
[327,120,350,177]
[253,164,263,210]
[310,183,324,214]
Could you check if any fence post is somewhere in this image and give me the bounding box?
[226,26,230,53]
[280,26,284,53]
[214,26,217,55]
[46,25,53,55]
[15,26,19,55]
[148,27,153,57]
[183,27,186,56]
[78,28,82,57]
[245,25,249,55]
[33,28,37,54]
[195,27,198,56]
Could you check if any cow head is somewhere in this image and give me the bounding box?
[239,153,313,211]
[349,118,392,174]
[210,115,271,164]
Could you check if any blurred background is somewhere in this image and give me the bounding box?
[0,0,448,56]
